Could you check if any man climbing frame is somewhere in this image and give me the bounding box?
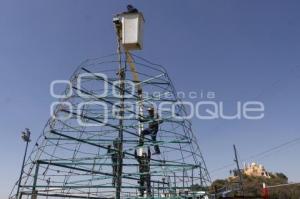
[107,139,119,186]
[135,147,151,197]
[140,107,163,155]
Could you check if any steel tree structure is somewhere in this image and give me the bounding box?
[10,7,211,199]
[9,53,211,199]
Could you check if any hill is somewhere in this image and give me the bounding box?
[211,173,300,199]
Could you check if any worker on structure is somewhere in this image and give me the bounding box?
[140,107,163,155]
[126,4,139,13]
[135,147,151,197]
[107,139,118,186]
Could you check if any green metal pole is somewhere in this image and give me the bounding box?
[173,172,176,195]
[115,21,125,199]
[32,161,40,199]
[16,139,29,199]
[192,167,194,187]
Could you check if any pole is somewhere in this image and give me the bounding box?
[191,167,194,187]
[200,163,203,187]
[32,161,40,199]
[162,178,165,195]
[114,19,125,199]
[17,128,31,199]
[233,144,244,196]
[182,169,185,190]
[16,140,29,199]
[174,172,176,195]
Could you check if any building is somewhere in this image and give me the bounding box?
[243,162,270,178]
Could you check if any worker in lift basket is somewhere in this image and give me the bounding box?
[140,107,163,155]
[135,147,151,197]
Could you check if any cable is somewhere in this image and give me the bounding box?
[210,136,300,174]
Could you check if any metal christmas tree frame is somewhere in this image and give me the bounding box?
[10,6,211,199]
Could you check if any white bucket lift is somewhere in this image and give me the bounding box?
[114,12,144,51]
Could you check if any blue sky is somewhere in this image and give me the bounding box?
[1,0,300,197]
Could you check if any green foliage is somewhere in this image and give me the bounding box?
[268,185,300,199]
[274,172,288,181]
[210,179,227,192]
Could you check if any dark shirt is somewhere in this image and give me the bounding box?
[135,148,151,171]
[108,147,124,162]
[140,113,163,131]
